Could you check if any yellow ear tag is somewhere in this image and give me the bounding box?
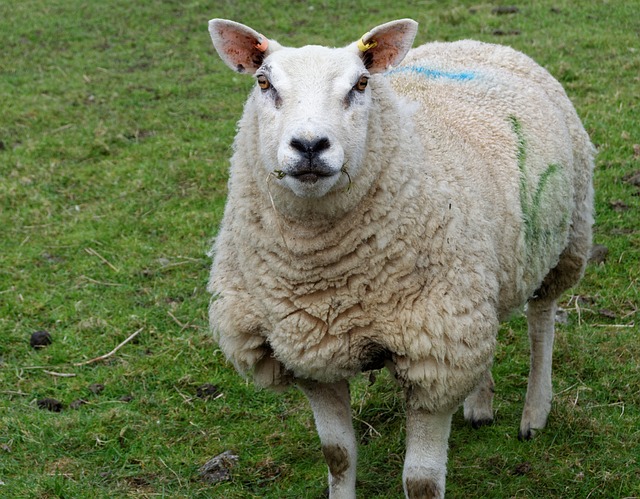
[357,33,378,52]
[255,35,269,53]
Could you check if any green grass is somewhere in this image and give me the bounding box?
[1,0,638,497]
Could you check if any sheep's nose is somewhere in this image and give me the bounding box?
[290,137,331,157]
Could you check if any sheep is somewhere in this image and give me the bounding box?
[206,18,594,499]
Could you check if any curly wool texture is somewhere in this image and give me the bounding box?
[208,40,594,413]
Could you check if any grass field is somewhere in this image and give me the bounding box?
[1,0,638,497]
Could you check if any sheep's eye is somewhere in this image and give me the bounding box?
[354,75,369,92]
[257,75,270,90]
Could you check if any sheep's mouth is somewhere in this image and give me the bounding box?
[289,170,334,184]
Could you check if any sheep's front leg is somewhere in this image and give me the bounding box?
[519,298,556,440]
[297,379,356,499]
[403,404,454,499]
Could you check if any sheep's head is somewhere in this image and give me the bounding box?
[209,19,418,199]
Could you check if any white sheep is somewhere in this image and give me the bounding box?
[206,18,594,498]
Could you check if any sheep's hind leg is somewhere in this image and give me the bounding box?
[463,368,495,428]
[519,298,556,440]
[297,379,356,499]
[403,402,453,499]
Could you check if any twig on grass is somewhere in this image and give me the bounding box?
[352,414,382,438]
[168,311,192,335]
[594,323,635,328]
[174,385,194,405]
[572,385,592,407]
[167,310,203,333]
[44,370,77,378]
[588,401,625,417]
[79,275,123,287]
[168,311,186,328]
[158,260,195,271]
[573,295,583,326]
[159,457,183,487]
[1,390,29,396]
[85,247,119,272]
[73,328,143,366]
[50,123,74,134]
[555,382,580,396]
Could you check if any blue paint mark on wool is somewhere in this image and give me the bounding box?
[386,65,475,81]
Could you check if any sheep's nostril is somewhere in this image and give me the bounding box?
[313,137,331,152]
[290,137,331,156]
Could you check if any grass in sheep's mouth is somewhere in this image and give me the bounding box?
[341,164,353,191]
[0,1,638,498]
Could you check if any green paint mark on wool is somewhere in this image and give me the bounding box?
[509,116,562,247]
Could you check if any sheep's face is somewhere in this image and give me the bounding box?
[254,47,371,198]
[209,18,418,199]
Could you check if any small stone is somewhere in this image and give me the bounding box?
[513,461,532,475]
[577,295,596,306]
[30,330,52,349]
[598,309,617,319]
[69,399,87,410]
[623,170,640,187]
[492,6,519,14]
[88,383,105,395]
[196,384,220,399]
[610,200,629,211]
[492,29,520,36]
[199,450,239,483]
[37,398,64,412]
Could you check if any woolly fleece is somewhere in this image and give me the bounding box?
[208,39,594,413]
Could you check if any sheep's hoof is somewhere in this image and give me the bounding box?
[470,417,494,430]
[463,403,494,429]
[518,425,536,441]
[519,407,549,440]
[405,477,443,499]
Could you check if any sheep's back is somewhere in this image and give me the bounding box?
[386,40,590,314]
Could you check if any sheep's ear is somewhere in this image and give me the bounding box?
[352,19,418,74]
[208,19,278,74]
